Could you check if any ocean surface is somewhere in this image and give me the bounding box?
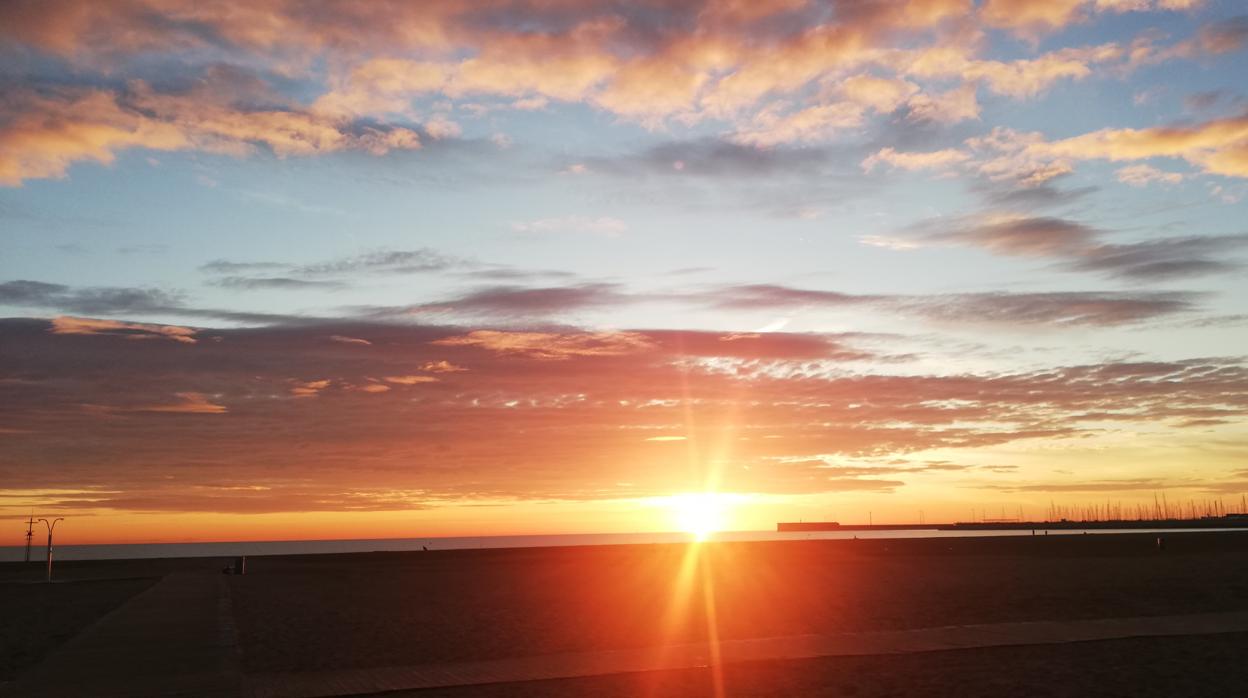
[2,527,1233,562]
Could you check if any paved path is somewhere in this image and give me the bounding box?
[6,573,240,698]
[243,610,1248,698]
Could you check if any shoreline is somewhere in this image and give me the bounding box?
[5,529,1248,579]
[5,524,1244,564]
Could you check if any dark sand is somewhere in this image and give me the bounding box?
[0,577,156,681]
[0,555,226,681]
[229,532,1248,675]
[7,532,1248,695]
[404,632,1248,697]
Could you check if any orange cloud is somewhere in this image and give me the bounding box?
[313,59,450,117]
[290,379,331,398]
[697,0,812,24]
[695,27,876,118]
[862,147,970,172]
[0,90,187,185]
[355,382,391,393]
[833,73,923,117]
[0,81,421,185]
[966,127,1075,184]
[449,22,622,101]
[866,129,1075,181]
[0,0,1230,183]
[301,2,978,131]
[839,74,920,113]
[980,0,1087,34]
[981,0,1200,36]
[906,44,1120,99]
[733,102,865,146]
[0,0,465,60]
[384,375,441,385]
[905,83,981,123]
[49,316,198,343]
[432,330,656,360]
[127,80,421,158]
[593,56,711,124]
[1116,163,1185,187]
[421,360,468,373]
[1039,114,1248,178]
[969,47,1116,98]
[136,392,227,414]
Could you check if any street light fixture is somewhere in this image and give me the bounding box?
[24,513,35,563]
[38,518,63,582]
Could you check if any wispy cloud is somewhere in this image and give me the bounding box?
[701,283,1195,327]
[208,276,348,291]
[394,283,631,318]
[871,214,1248,280]
[512,216,628,237]
[134,392,227,414]
[432,330,656,360]
[3,274,1206,329]
[296,249,460,276]
[0,279,302,325]
[50,316,198,343]
[196,248,468,291]
[199,260,288,274]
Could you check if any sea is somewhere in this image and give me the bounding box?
[2,527,1232,562]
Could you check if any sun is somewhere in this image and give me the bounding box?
[669,493,733,541]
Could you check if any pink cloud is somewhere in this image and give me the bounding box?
[432,330,656,360]
[384,375,440,385]
[50,316,198,343]
[135,392,227,414]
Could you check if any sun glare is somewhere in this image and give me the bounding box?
[669,493,735,540]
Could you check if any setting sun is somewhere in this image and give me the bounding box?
[668,493,738,540]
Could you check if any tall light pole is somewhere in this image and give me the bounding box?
[24,514,35,563]
[38,518,63,582]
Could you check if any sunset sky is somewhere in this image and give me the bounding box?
[2,0,1247,544]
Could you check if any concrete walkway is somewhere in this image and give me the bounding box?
[243,610,1248,698]
[6,573,240,698]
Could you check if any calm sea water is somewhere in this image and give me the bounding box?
[1,527,1228,562]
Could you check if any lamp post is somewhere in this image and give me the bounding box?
[24,514,35,563]
[38,518,63,582]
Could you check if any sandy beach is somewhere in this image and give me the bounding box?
[6,531,1248,695]
[403,631,1248,697]
[226,532,1248,674]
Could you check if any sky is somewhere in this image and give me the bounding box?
[2,0,1247,544]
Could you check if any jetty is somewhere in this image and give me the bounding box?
[778,514,1248,533]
